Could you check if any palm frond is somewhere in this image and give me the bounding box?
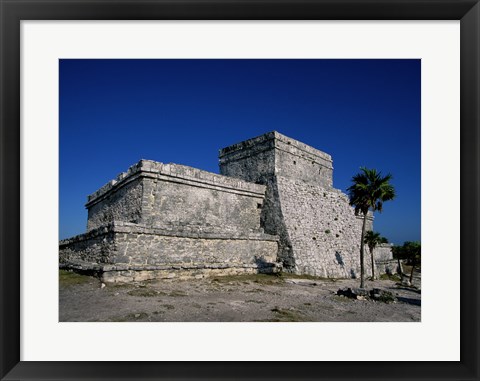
[364,230,382,252]
[347,167,396,214]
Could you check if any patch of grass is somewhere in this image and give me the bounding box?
[252,275,284,285]
[379,273,402,282]
[378,293,396,303]
[127,288,158,297]
[108,312,149,322]
[59,270,94,287]
[169,290,188,297]
[211,273,284,285]
[279,272,337,282]
[270,307,308,322]
[371,290,397,303]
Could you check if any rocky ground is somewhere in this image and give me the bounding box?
[59,270,421,322]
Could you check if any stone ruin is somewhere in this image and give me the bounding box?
[59,131,397,282]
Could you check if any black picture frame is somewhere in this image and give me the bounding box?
[1,1,478,380]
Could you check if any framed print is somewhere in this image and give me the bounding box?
[1,0,479,380]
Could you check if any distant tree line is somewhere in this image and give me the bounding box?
[392,241,421,284]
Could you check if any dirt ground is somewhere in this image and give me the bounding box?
[59,270,421,322]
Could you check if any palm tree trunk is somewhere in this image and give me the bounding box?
[397,258,404,281]
[370,249,375,280]
[359,213,367,288]
[409,260,415,285]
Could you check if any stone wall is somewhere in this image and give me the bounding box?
[218,133,276,184]
[141,177,263,232]
[59,225,116,264]
[374,243,394,261]
[375,260,400,276]
[60,222,279,282]
[86,160,266,234]
[276,177,371,277]
[219,131,376,278]
[110,223,278,266]
[371,244,397,276]
[219,131,333,187]
[87,178,143,231]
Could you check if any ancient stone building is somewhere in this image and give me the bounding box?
[60,131,396,282]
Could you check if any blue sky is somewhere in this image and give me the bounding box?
[60,59,420,244]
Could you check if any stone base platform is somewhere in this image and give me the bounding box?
[60,261,282,283]
[59,222,280,283]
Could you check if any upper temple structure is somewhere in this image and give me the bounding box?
[59,131,396,283]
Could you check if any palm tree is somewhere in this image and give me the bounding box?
[364,230,382,280]
[347,167,395,288]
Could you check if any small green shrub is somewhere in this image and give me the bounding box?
[379,273,401,281]
[270,307,307,322]
[127,288,158,297]
[59,270,93,287]
[378,292,396,303]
